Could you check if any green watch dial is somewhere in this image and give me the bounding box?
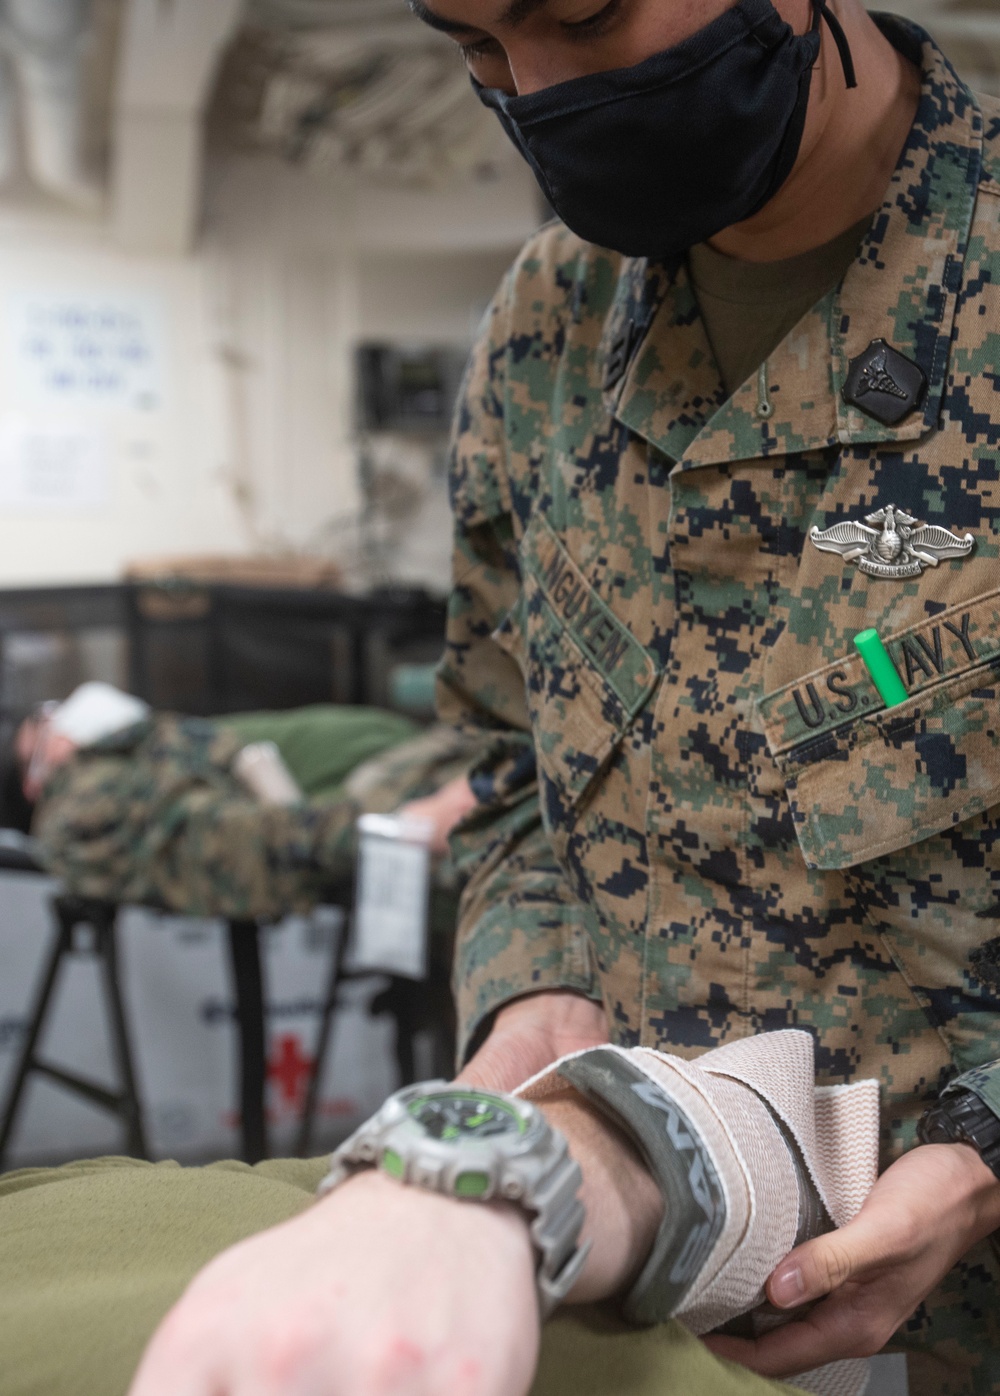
[408,1090,526,1142]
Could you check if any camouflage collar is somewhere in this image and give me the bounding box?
[606,18,985,468]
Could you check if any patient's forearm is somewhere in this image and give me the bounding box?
[130,1082,663,1396]
[456,994,657,1300]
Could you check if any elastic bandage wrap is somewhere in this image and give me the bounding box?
[516,1029,880,1396]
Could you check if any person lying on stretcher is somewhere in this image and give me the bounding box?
[5,682,485,922]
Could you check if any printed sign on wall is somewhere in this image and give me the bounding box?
[9,293,165,412]
[0,416,109,512]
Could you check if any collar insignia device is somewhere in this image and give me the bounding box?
[810,505,974,579]
[842,338,927,425]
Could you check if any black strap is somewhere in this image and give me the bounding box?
[813,0,858,90]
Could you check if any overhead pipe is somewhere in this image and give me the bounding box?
[1,0,98,208]
[249,0,407,27]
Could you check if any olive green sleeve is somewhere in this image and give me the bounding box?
[943,1060,1000,1122]
[438,270,603,1064]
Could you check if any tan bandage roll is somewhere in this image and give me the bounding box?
[518,1030,879,1396]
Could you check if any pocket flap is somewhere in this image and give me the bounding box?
[757,590,1000,870]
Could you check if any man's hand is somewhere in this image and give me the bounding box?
[458,990,610,1093]
[128,1085,660,1396]
[705,1142,1000,1379]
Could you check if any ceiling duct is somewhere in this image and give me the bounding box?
[0,0,106,208]
[248,0,407,27]
[211,0,509,186]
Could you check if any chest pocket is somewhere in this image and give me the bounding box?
[495,510,659,810]
[757,589,1000,871]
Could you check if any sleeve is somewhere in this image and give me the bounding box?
[436,266,603,1065]
[943,1059,1000,1122]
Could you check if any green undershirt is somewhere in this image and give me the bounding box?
[687,216,873,398]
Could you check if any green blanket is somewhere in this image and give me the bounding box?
[221,705,419,799]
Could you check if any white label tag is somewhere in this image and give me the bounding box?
[351,814,432,980]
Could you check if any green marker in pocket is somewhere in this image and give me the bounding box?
[853,628,908,707]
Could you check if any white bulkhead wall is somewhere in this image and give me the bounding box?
[0,0,539,587]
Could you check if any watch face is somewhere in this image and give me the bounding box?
[408,1090,526,1143]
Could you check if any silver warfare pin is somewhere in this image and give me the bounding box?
[809,505,974,579]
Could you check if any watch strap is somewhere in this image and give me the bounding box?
[525,1144,590,1316]
[917,1088,1000,1180]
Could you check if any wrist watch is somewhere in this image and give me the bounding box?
[317,1080,591,1317]
[917,1089,1000,1179]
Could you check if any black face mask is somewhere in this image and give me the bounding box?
[474,0,856,260]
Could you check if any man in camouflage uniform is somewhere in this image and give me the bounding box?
[432,8,1000,1393]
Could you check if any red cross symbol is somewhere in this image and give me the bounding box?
[267,1033,315,1110]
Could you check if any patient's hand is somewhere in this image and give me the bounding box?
[397,776,478,855]
[129,986,625,1396]
[129,1170,539,1396]
[128,1085,659,1396]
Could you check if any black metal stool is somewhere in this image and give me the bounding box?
[0,840,452,1168]
[0,834,269,1167]
[0,893,148,1165]
[225,918,267,1164]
